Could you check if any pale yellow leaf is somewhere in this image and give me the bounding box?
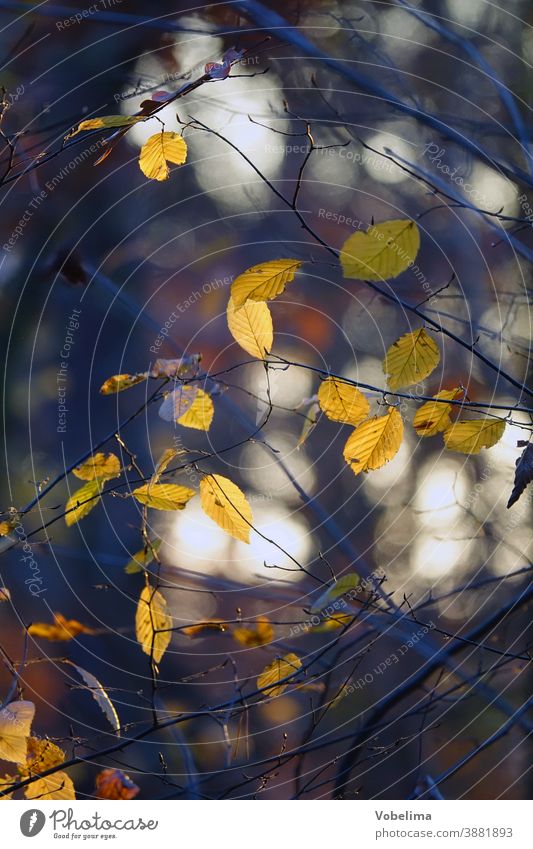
[135,585,172,664]
[24,737,65,773]
[132,483,195,511]
[340,219,420,281]
[227,296,273,359]
[310,573,360,613]
[384,328,440,390]
[231,259,302,309]
[177,388,214,431]
[73,452,121,481]
[297,400,320,449]
[257,653,301,697]
[0,701,35,763]
[443,418,506,454]
[25,771,75,801]
[69,115,142,136]
[413,387,462,437]
[343,407,404,475]
[200,474,253,543]
[139,131,187,181]
[65,479,101,526]
[317,377,370,425]
[68,664,121,734]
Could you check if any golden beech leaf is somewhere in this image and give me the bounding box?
[132,483,195,511]
[317,377,370,425]
[95,769,140,800]
[340,219,420,281]
[29,613,96,642]
[181,620,229,638]
[309,573,360,614]
[125,540,161,574]
[343,407,404,475]
[0,701,35,763]
[257,653,302,697]
[233,618,274,647]
[65,479,101,526]
[0,520,16,537]
[227,296,273,359]
[153,449,181,483]
[73,452,121,481]
[177,388,214,431]
[200,474,253,543]
[158,385,198,422]
[69,115,142,136]
[443,418,506,454]
[312,613,354,632]
[135,585,172,664]
[99,373,147,394]
[0,775,16,799]
[24,737,65,774]
[25,771,75,801]
[230,259,302,309]
[413,387,462,437]
[384,328,440,390]
[139,131,187,181]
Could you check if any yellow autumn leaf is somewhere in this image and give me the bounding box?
[312,613,354,632]
[125,540,161,574]
[0,775,16,799]
[181,620,229,638]
[73,452,121,481]
[99,373,147,394]
[132,483,195,511]
[310,572,360,613]
[227,296,273,359]
[200,474,253,543]
[0,520,16,537]
[135,585,172,664]
[158,385,198,422]
[443,418,506,454]
[177,388,214,431]
[0,701,34,764]
[69,115,142,136]
[384,328,440,390]
[413,387,462,437]
[139,131,187,181]
[65,479,101,526]
[343,407,404,475]
[25,771,75,801]
[24,737,65,774]
[28,613,95,642]
[257,653,302,697]
[340,219,420,281]
[317,377,370,425]
[231,259,302,309]
[233,618,274,647]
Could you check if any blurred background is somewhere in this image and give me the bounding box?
[0,0,531,800]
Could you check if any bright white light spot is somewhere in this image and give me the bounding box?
[414,461,468,527]
[363,131,414,184]
[412,533,465,580]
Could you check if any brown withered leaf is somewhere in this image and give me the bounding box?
[507,441,533,508]
[95,768,139,800]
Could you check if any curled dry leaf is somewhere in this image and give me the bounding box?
[149,355,201,379]
[29,613,96,642]
[95,768,140,800]
[507,442,533,508]
[99,373,147,394]
[181,620,229,638]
